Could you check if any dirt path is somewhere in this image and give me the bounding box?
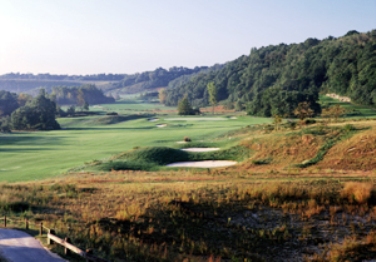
[0,229,66,262]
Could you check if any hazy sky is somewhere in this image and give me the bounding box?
[0,0,375,75]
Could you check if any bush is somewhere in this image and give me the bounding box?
[343,124,355,132]
[301,118,316,125]
[252,158,272,165]
[341,182,373,204]
[286,121,297,130]
[183,136,191,142]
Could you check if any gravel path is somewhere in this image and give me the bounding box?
[0,229,66,262]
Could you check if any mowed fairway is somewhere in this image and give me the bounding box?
[0,113,271,182]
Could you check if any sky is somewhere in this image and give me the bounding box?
[0,0,375,75]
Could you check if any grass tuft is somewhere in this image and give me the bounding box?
[341,182,374,204]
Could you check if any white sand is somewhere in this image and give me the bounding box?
[156,124,167,128]
[230,116,237,119]
[181,148,220,152]
[166,160,237,168]
[165,118,228,121]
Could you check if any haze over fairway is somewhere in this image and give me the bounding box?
[0,0,375,75]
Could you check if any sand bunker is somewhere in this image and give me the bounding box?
[181,148,220,152]
[165,118,228,121]
[156,124,167,128]
[166,160,237,168]
[230,116,237,119]
[148,118,159,122]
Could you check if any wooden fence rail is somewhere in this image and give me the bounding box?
[0,215,110,262]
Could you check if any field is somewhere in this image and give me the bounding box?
[1,98,376,261]
[0,101,270,182]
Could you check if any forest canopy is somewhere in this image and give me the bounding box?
[51,84,115,105]
[163,29,376,117]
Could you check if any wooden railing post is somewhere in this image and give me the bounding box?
[25,218,29,229]
[64,237,71,255]
[47,229,56,245]
[86,249,93,262]
[4,215,6,228]
[40,222,43,235]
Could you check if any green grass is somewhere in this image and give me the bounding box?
[89,144,252,171]
[89,100,176,114]
[0,111,270,182]
[319,95,376,118]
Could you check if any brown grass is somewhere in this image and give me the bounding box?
[316,128,376,170]
[341,182,374,204]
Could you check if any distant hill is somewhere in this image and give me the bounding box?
[0,66,222,97]
[163,29,376,117]
[103,65,223,97]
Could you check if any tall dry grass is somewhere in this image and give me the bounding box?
[341,182,374,204]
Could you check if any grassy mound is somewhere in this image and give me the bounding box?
[116,147,190,165]
[85,114,146,125]
[316,127,376,170]
[95,145,252,171]
[238,125,361,170]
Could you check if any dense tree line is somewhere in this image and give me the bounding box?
[0,90,19,117]
[163,29,376,117]
[11,91,60,130]
[0,90,60,131]
[112,66,217,94]
[0,73,125,81]
[51,84,115,105]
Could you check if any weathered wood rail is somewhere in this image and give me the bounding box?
[0,215,110,262]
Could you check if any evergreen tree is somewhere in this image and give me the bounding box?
[207,82,217,114]
[177,95,194,115]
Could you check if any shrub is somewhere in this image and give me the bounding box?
[341,182,373,204]
[252,158,272,165]
[301,118,316,125]
[286,120,297,130]
[183,136,191,142]
[343,124,355,132]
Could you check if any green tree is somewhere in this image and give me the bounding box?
[207,82,217,114]
[177,95,194,115]
[11,93,60,130]
[158,88,167,104]
[272,114,282,131]
[293,102,314,126]
[83,101,89,111]
[321,104,346,122]
[0,90,19,117]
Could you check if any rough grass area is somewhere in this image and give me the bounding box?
[2,172,376,261]
[317,128,376,170]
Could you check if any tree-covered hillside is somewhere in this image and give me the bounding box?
[0,66,221,96]
[107,66,222,96]
[164,29,376,117]
[51,84,115,105]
